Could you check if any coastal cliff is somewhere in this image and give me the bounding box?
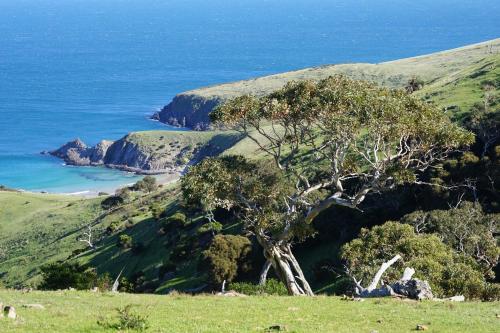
[50,131,241,175]
[153,38,500,130]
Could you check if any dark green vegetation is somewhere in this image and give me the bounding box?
[0,42,499,306]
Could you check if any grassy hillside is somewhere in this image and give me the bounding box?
[157,38,500,129]
[0,290,499,333]
[180,38,500,100]
[0,192,102,287]
[0,187,175,289]
[418,54,500,119]
[123,130,241,160]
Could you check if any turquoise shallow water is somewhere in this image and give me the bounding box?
[0,0,499,193]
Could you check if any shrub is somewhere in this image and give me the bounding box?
[150,202,165,220]
[96,273,113,291]
[118,277,135,293]
[229,279,288,296]
[161,212,188,231]
[39,262,97,290]
[197,221,223,235]
[341,221,486,298]
[203,235,252,285]
[106,221,121,234]
[101,195,124,209]
[98,305,149,332]
[118,234,133,249]
[481,283,500,301]
[133,176,158,193]
[115,187,131,202]
[401,202,499,278]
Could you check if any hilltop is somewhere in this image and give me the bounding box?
[154,38,500,129]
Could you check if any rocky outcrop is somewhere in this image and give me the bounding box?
[152,94,222,130]
[49,131,242,175]
[50,138,180,174]
[49,139,113,166]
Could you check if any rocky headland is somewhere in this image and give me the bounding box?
[49,131,241,175]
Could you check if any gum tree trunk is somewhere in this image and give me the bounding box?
[256,234,314,296]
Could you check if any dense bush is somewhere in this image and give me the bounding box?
[341,221,486,298]
[160,212,188,231]
[197,221,223,235]
[203,234,252,286]
[150,202,165,221]
[481,282,500,301]
[101,195,124,210]
[229,279,288,295]
[39,262,97,290]
[401,202,499,278]
[118,234,133,249]
[133,176,158,193]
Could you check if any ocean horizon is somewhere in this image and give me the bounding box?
[1,0,499,193]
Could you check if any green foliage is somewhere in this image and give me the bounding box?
[481,283,500,301]
[116,187,132,201]
[341,221,485,298]
[118,234,133,249]
[39,262,97,290]
[150,202,165,221]
[401,202,499,278]
[161,212,189,231]
[133,176,158,193]
[95,273,113,292]
[182,156,297,236]
[98,305,150,332]
[229,279,288,295]
[101,194,125,209]
[197,221,223,235]
[203,235,252,285]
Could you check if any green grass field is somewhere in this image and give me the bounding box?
[0,290,499,333]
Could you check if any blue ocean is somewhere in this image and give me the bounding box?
[1,0,499,193]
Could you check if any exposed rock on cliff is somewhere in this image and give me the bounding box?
[152,94,221,130]
[50,131,241,174]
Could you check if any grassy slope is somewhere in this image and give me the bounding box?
[124,130,241,158]
[0,187,171,288]
[0,290,499,333]
[417,54,500,119]
[179,38,500,99]
[0,192,102,287]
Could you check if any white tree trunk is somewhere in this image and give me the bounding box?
[259,260,272,286]
[256,234,313,296]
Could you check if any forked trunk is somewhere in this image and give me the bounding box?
[256,235,314,296]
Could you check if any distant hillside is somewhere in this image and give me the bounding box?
[154,38,500,129]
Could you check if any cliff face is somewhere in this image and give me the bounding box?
[50,131,242,175]
[153,38,500,130]
[152,94,222,130]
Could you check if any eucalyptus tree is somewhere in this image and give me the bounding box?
[183,75,474,295]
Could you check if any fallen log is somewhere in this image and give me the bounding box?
[349,255,434,300]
